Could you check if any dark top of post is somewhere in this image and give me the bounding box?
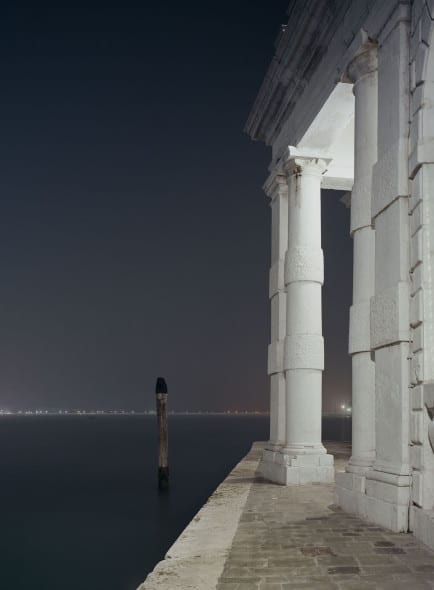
[155,377,168,394]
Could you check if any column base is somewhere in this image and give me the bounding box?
[258,447,334,485]
[411,506,434,550]
[364,469,411,532]
[335,470,369,519]
[335,454,377,519]
[345,455,375,475]
[336,467,411,532]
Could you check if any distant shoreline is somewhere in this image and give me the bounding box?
[0,411,270,417]
[0,411,351,417]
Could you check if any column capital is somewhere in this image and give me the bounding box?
[345,36,378,85]
[263,170,288,202]
[284,147,330,178]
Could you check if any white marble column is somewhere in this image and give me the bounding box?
[347,43,377,474]
[266,172,288,450]
[278,152,334,484]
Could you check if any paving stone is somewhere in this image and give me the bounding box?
[268,558,314,567]
[301,546,335,556]
[380,579,433,590]
[282,584,337,590]
[360,575,397,585]
[355,555,395,565]
[416,564,434,572]
[317,556,358,566]
[261,579,288,585]
[337,581,377,589]
[328,566,361,575]
[374,547,405,554]
[282,581,338,590]
[236,572,257,578]
[331,543,374,555]
[221,581,260,589]
[375,541,395,547]
[360,565,412,575]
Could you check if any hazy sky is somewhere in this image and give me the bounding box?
[0,1,352,412]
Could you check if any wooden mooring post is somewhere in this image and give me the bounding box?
[156,377,169,490]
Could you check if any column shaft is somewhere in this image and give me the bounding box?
[266,173,288,448]
[347,45,378,473]
[283,157,327,456]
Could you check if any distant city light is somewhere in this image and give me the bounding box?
[0,409,269,417]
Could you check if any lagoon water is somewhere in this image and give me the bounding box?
[0,415,350,590]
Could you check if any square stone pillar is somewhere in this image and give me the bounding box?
[364,9,412,533]
[336,36,377,518]
[407,0,434,549]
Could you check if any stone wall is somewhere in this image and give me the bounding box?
[408,0,434,548]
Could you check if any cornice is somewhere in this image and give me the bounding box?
[245,0,353,145]
[244,0,402,150]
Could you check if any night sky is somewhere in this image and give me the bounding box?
[0,1,352,412]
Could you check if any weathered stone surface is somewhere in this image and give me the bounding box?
[137,444,263,590]
[138,449,434,590]
[246,0,434,558]
[214,443,434,590]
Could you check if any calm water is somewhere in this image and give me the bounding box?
[0,415,350,590]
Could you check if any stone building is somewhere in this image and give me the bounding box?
[245,0,434,549]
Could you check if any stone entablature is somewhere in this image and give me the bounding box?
[245,1,408,165]
[247,0,434,551]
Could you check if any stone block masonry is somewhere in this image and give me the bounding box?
[245,0,434,551]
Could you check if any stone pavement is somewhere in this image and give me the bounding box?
[217,442,434,590]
